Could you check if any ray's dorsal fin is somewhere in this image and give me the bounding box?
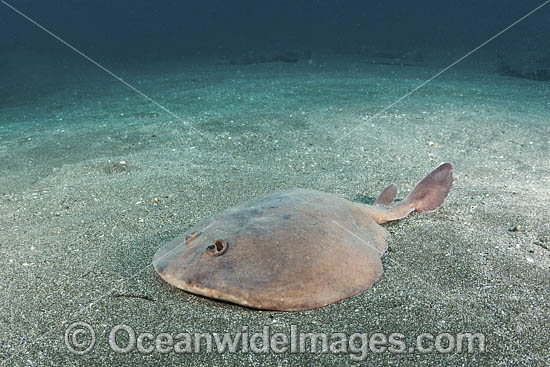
[373,184,397,205]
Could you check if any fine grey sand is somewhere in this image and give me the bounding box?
[1,57,549,366]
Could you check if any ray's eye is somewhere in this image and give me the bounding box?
[206,239,228,256]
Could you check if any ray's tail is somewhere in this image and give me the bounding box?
[371,163,453,223]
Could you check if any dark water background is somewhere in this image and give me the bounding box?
[1,0,549,106]
[1,0,548,64]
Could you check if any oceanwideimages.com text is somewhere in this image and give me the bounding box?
[65,322,486,360]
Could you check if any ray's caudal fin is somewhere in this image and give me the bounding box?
[403,162,453,213]
[370,163,453,223]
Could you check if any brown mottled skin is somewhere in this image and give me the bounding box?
[153,163,453,311]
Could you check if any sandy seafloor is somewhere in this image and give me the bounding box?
[0,56,549,366]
